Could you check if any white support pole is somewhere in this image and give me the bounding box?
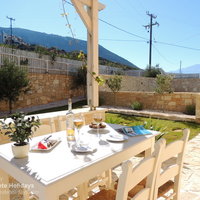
[87,14,92,107]
[90,0,99,108]
[70,0,105,109]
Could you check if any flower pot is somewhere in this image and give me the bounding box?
[11,143,30,158]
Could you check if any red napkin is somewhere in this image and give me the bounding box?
[38,141,48,149]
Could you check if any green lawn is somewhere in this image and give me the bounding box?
[105,113,200,143]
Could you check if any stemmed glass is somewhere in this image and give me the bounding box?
[93,113,103,141]
[73,114,85,148]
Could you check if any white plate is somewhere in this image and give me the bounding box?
[106,134,128,142]
[90,127,107,130]
[89,123,107,129]
[71,145,96,153]
[88,127,110,134]
[31,138,61,151]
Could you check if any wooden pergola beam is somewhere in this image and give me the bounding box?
[71,0,105,109]
[79,0,105,11]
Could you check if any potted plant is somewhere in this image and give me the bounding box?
[0,112,40,158]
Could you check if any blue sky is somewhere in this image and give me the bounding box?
[1,0,200,72]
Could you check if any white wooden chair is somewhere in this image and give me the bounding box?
[0,130,10,144]
[152,128,190,200]
[57,115,67,131]
[86,138,166,200]
[33,117,56,137]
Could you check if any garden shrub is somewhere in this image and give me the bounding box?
[131,101,143,110]
[144,65,161,77]
[155,74,174,94]
[184,104,195,115]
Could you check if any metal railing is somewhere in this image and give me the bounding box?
[168,73,200,79]
[0,52,82,75]
[0,46,143,76]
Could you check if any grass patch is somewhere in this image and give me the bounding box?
[105,113,200,143]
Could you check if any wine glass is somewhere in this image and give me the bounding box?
[93,113,103,141]
[73,114,85,148]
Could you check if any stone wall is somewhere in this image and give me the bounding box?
[173,78,200,92]
[100,91,196,112]
[100,75,200,92]
[0,73,84,111]
[100,75,156,92]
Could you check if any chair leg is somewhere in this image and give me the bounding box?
[23,189,30,200]
[173,175,181,200]
[105,169,113,189]
[77,183,88,200]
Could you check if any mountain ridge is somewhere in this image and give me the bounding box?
[170,64,200,74]
[0,27,138,69]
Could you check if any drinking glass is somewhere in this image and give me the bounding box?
[73,114,85,148]
[93,113,103,140]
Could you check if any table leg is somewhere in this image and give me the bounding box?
[0,169,10,200]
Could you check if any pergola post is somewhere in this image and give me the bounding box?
[70,0,105,109]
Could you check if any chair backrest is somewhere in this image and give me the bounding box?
[153,128,190,200]
[0,117,56,144]
[33,117,56,137]
[116,138,166,200]
[0,129,10,144]
[57,115,67,131]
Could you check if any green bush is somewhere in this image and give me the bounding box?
[155,74,174,94]
[131,101,143,110]
[99,96,105,106]
[144,65,161,78]
[184,104,196,115]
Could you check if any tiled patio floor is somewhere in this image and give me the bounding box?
[180,133,200,200]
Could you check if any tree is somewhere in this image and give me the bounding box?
[144,64,161,77]
[155,74,174,112]
[105,75,122,106]
[73,51,104,97]
[74,64,87,97]
[0,60,31,113]
[155,74,174,94]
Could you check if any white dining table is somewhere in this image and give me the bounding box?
[0,124,159,200]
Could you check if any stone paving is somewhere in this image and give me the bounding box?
[180,133,200,200]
